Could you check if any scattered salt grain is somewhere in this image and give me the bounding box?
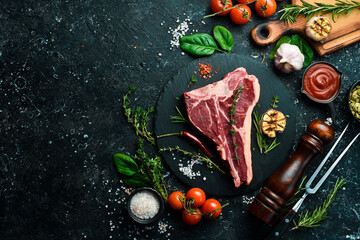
[242,196,255,205]
[169,16,191,48]
[325,117,333,126]
[130,190,160,220]
[178,157,202,179]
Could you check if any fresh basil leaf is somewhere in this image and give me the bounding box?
[180,33,218,56]
[298,38,314,68]
[113,153,139,176]
[213,25,233,52]
[123,173,151,187]
[269,36,291,60]
[290,34,301,46]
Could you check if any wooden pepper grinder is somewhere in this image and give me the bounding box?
[249,119,334,226]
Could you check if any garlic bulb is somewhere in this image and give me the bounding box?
[306,17,332,42]
[274,43,304,73]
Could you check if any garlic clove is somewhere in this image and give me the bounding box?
[274,43,304,73]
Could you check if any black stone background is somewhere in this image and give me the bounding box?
[0,0,359,239]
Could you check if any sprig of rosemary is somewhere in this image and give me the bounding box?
[271,95,279,109]
[292,177,346,230]
[253,110,280,154]
[287,176,308,206]
[134,138,168,201]
[229,87,244,160]
[279,0,360,24]
[123,87,155,145]
[159,146,226,174]
[169,106,188,124]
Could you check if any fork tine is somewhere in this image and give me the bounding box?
[308,132,360,194]
[305,123,349,189]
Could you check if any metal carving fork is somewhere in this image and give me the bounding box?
[265,123,360,240]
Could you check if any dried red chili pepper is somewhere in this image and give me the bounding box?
[157,131,214,158]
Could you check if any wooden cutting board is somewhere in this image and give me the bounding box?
[251,0,360,56]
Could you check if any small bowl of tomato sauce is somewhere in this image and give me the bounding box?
[302,62,342,125]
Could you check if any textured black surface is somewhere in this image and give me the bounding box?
[155,54,296,196]
[1,1,360,240]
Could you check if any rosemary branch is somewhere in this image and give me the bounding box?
[169,106,188,124]
[253,110,280,154]
[292,177,346,230]
[279,0,360,24]
[123,87,155,145]
[159,146,226,174]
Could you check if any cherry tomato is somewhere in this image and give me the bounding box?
[210,0,233,16]
[230,5,251,25]
[168,191,185,210]
[182,208,202,225]
[255,0,277,17]
[186,188,206,208]
[201,199,222,219]
[237,0,255,3]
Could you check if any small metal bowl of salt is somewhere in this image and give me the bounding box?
[127,187,164,224]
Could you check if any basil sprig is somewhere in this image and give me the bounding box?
[180,25,233,56]
[113,153,151,187]
[269,34,314,68]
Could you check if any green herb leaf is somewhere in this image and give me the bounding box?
[123,173,151,187]
[113,153,139,176]
[269,34,314,68]
[297,37,314,68]
[213,25,234,52]
[269,36,291,59]
[180,33,219,56]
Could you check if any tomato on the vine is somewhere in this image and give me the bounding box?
[186,188,206,208]
[168,191,185,210]
[255,0,277,17]
[237,0,255,3]
[201,199,222,219]
[182,208,202,225]
[230,5,251,25]
[210,0,233,16]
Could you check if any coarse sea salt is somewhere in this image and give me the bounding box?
[130,190,160,220]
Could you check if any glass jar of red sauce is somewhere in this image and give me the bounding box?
[302,62,342,103]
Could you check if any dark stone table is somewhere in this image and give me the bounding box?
[1,1,359,239]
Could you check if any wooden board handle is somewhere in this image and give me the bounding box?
[251,19,306,46]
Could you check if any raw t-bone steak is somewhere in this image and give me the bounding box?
[183,67,260,187]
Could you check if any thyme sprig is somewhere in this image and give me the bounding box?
[292,177,346,230]
[188,76,198,88]
[134,138,168,201]
[123,87,155,145]
[229,87,244,160]
[253,110,280,154]
[159,146,226,174]
[169,106,188,124]
[271,95,279,109]
[279,0,360,24]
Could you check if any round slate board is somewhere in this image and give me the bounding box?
[155,54,296,196]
